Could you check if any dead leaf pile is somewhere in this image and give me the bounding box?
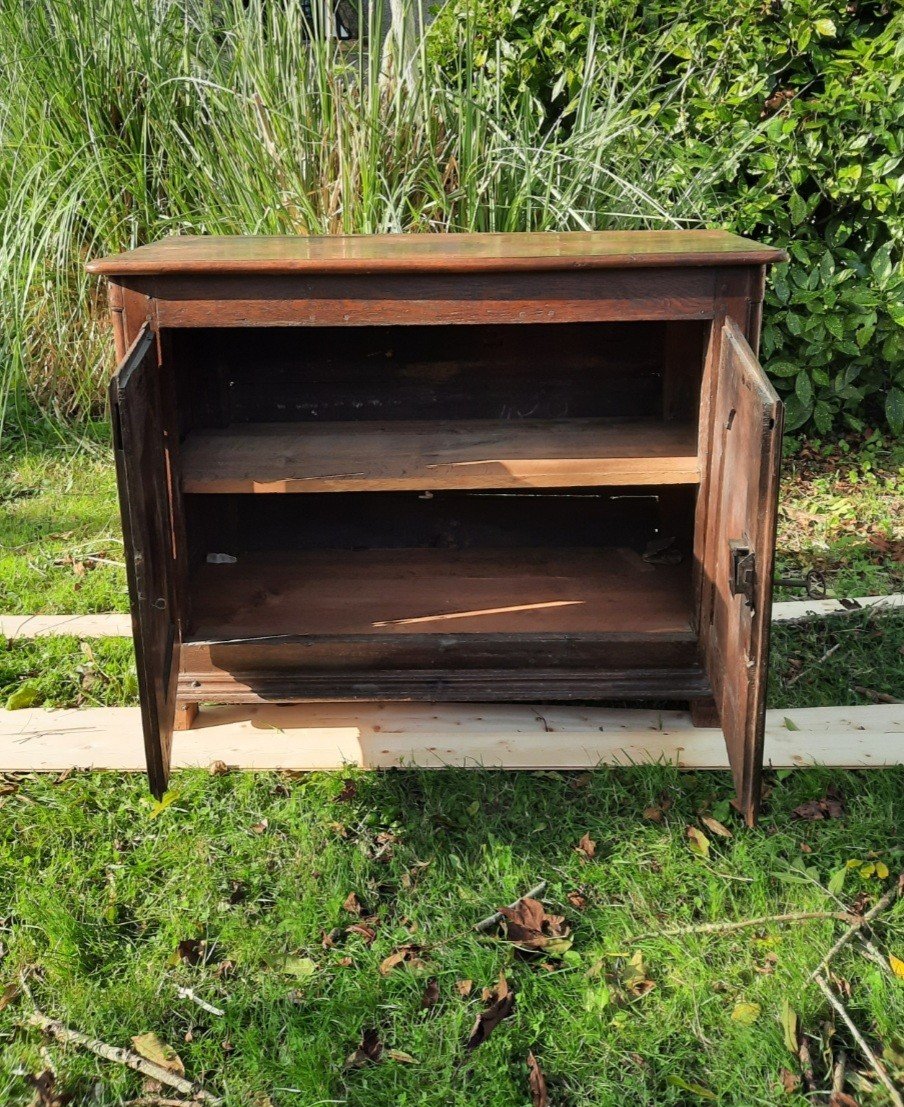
[497,897,573,956]
[466,974,516,1050]
[792,787,845,821]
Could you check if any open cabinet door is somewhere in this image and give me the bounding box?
[110,324,180,798]
[703,319,783,825]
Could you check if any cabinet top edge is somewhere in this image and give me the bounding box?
[87,230,788,276]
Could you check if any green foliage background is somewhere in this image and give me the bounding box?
[430,0,904,434]
[0,0,902,436]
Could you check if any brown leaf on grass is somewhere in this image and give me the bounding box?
[23,1070,71,1107]
[467,974,516,1051]
[345,1027,383,1069]
[498,897,572,955]
[455,979,473,996]
[379,944,424,975]
[346,923,377,945]
[792,787,845,821]
[131,1033,185,1077]
[343,892,363,916]
[686,825,711,857]
[567,890,587,909]
[622,951,655,997]
[0,982,20,1011]
[174,938,206,966]
[527,1051,548,1107]
[700,816,732,839]
[208,759,229,776]
[387,1048,418,1064]
[779,1067,800,1094]
[421,978,440,1008]
[336,778,358,802]
[249,819,268,835]
[214,959,236,978]
[643,805,663,822]
[828,1094,859,1107]
[575,833,596,859]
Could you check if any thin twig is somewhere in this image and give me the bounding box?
[832,1048,847,1096]
[474,881,548,933]
[809,874,902,982]
[27,1012,222,1105]
[787,641,841,685]
[630,910,859,943]
[176,986,224,1017]
[802,871,893,975]
[814,973,903,1107]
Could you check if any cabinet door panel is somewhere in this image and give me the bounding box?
[110,324,180,797]
[703,319,783,824]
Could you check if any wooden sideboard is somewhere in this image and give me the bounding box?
[89,230,786,824]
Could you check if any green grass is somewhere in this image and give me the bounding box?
[0,766,901,1105]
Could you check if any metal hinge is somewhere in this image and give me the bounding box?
[729,539,756,610]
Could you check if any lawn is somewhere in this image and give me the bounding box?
[0,765,902,1106]
[1,436,902,1106]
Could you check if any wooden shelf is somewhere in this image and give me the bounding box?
[181,419,699,494]
[189,547,693,639]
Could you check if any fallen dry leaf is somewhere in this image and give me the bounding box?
[346,923,377,945]
[527,1051,548,1107]
[792,787,845,821]
[622,951,655,997]
[336,778,358,802]
[889,953,904,979]
[575,832,596,860]
[455,979,473,996]
[131,1032,185,1077]
[174,938,206,966]
[498,897,572,955]
[345,1027,383,1069]
[686,825,711,858]
[467,973,516,1051]
[208,759,229,776]
[779,1066,800,1094]
[23,1070,71,1107]
[387,1048,418,1064]
[828,1094,859,1107]
[700,815,732,839]
[567,890,587,909]
[0,982,20,1011]
[421,978,440,1009]
[643,805,663,822]
[249,819,268,835]
[378,944,423,975]
[343,892,363,916]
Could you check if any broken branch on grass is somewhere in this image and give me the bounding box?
[176,986,224,1017]
[809,873,902,982]
[27,1012,222,1105]
[787,641,841,686]
[630,910,860,943]
[475,881,548,933]
[813,973,904,1107]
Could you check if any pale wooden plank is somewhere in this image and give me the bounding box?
[771,593,903,623]
[181,420,701,493]
[0,614,132,639]
[0,704,899,772]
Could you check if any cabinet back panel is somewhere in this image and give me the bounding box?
[171,322,708,426]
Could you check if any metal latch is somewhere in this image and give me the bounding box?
[729,540,756,610]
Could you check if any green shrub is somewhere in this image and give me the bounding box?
[430,0,904,434]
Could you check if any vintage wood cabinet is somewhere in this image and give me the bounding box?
[88,231,786,824]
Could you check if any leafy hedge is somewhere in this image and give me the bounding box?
[430,0,904,435]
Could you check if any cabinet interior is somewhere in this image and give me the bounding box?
[169,320,710,696]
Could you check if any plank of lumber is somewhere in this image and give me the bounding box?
[0,614,133,639]
[0,704,899,772]
[180,419,701,493]
[771,593,903,623]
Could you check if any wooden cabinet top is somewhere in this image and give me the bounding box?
[88,230,786,276]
